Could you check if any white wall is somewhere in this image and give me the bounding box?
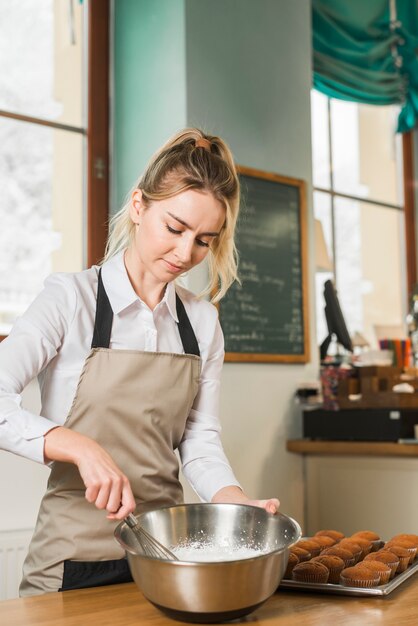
[0,380,48,533]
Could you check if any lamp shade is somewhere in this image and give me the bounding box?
[315,218,333,272]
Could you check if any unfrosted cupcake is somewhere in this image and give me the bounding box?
[338,540,362,563]
[347,537,373,558]
[321,546,355,568]
[384,545,410,573]
[310,535,336,551]
[390,533,418,547]
[340,566,380,588]
[356,561,391,585]
[311,555,345,584]
[295,539,321,558]
[315,530,344,542]
[364,551,400,579]
[290,546,311,562]
[283,552,299,579]
[292,561,329,584]
[385,539,417,564]
[351,531,382,552]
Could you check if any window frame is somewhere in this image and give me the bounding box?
[313,95,416,304]
[0,0,110,341]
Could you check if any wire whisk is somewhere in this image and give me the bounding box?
[125,513,179,561]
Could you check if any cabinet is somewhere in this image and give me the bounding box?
[287,439,418,537]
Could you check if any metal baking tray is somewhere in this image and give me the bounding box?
[279,557,418,597]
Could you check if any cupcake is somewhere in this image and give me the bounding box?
[385,539,417,564]
[311,555,345,584]
[338,540,362,563]
[292,561,329,584]
[351,531,382,552]
[295,539,321,558]
[315,530,344,542]
[340,566,380,588]
[356,561,391,585]
[390,534,418,547]
[364,551,400,579]
[321,546,355,568]
[384,546,410,573]
[283,552,299,579]
[347,537,373,558]
[290,546,311,562]
[310,535,336,550]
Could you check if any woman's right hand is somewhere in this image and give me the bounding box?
[44,426,136,520]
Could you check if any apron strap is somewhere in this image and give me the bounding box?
[91,268,200,356]
[175,294,200,357]
[91,268,113,349]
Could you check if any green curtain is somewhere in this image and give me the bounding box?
[312,0,418,132]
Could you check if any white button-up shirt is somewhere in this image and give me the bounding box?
[0,251,240,502]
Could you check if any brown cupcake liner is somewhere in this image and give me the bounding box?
[396,556,410,573]
[396,546,415,564]
[327,569,344,584]
[365,556,398,579]
[293,572,329,584]
[340,574,380,588]
[356,563,391,585]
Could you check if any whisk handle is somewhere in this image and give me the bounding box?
[125,513,139,529]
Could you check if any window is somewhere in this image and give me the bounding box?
[0,0,109,337]
[311,91,409,351]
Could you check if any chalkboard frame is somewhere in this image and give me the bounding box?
[219,165,310,363]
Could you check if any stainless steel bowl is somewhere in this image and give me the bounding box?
[114,503,301,623]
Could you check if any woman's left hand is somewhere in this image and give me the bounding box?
[245,498,280,514]
[211,486,280,514]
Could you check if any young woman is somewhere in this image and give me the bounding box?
[0,128,279,596]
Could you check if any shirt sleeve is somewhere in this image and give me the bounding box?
[0,273,77,463]
[179,309,241,502]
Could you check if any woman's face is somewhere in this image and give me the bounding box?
[129,188,225,285]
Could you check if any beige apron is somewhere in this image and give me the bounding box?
[20,270,201,596]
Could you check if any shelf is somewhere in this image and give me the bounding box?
[286,439,418,457]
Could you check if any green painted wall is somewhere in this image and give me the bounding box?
[113,0,187,212]
[185,0,312,188]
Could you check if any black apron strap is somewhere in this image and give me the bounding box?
[91,268,200,356]
[91,268,113,349]
[176,293,200,357]
[59,558,133,592]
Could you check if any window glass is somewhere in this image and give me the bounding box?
[0,0,85,127]
[312,92,406,356]
[311,91,331,189]
[331,99,403,206]
[313,191,333,260]
[334,197,405,348]
[313,192,334,346]
[0,117,84,335]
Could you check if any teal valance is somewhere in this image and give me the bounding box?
[312,0,418,132]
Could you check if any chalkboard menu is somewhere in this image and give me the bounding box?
[219,166,309,363]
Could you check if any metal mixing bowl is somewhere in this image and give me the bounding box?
[114,503,301,623]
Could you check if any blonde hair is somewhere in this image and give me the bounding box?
[103,128,240,301]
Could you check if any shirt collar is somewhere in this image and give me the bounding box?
[100,250,179,322]
[163,280,179,322]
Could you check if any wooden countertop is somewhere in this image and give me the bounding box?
[287,439,418,456]
[2,578,418,625]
